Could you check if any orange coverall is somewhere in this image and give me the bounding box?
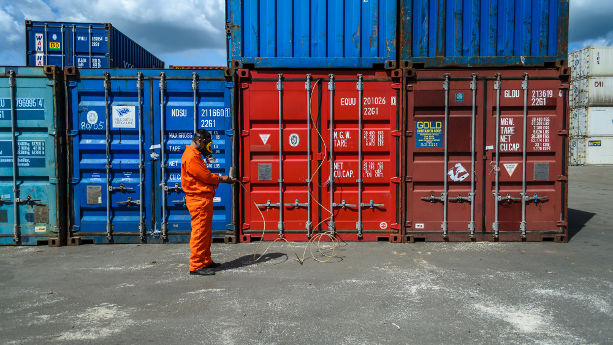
[181,145,219,271]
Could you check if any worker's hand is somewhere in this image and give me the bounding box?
[218,175,237,184]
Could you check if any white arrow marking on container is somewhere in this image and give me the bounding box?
[259,134,270,145]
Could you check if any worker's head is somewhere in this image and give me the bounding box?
[193,129,213,158]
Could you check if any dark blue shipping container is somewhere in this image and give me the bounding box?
[0,66,66,245]
[26,21,164,69]
[399,0,569,67]
[226,0,398,69]
[65,69,235,244]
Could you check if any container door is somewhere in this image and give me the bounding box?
[321,75,401,241]
[70,72,153,243]
[240,71,401,241]
[73,25,110,68]
[405,73,483,241]
[240,74,317,240]
[485,73,567,240]
[0,68,63,245]
[153,71,234,243]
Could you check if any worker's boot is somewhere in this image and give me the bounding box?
[189,268,215,276]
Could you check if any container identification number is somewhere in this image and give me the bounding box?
[531,90,553,106]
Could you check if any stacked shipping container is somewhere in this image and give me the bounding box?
[230,0,569,243]
[569,47,613,165]
[2,0,570,245]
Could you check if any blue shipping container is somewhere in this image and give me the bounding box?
[226,0,398,69]
[399,0,569,67]
[0,66,66,245]
[26,20,164,69]
[65,69,235,244]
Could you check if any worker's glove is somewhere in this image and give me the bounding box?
[218,175,237,184]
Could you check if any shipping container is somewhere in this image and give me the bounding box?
[570,107,613,137]
[0,66,66,245]
[26,20,164,69]
[238,69,403,242]
[399,0,569,68]
[569,137,613,165]
[64,68,235,244]
[569,77,613,108]
[569,46,613,80]
[403,68,568,242]
[226,0,398,69]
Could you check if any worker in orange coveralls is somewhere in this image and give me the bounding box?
[181,129,234,276]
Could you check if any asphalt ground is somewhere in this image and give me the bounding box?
[0,166,612,345]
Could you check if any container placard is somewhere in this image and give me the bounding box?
[111,105,136,128]
[0,140,46,168]
[416,121,443,147]
[0,98,45,120]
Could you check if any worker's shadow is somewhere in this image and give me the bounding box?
[214,252,288,272]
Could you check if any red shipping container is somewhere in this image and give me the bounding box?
[403,68,569,242]
[238,69,403,242]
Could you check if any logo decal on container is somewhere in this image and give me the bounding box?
[112,106,136,128]
[35,33,44,52]
[259,134,270,145]
[289,133,300,147]
[379,222,388,230]
[503,163,518,177]
[86,110,98,125]
[448,163,469,182]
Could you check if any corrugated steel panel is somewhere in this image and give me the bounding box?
[403,68,568,242]
[65,68,235,244]
[0,66,66,245]
[238,69,403,242]
[399,0,569,68]
[570,77,613,108]
[25,21,164,69]
[569,46,613,80]
[570,107,613,137]
[570,136,613,165]
[226,0,398,69]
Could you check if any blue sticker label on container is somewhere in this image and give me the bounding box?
[0,140,46,167]
[416,121,443,148]
[588,140,601,147]
[455,92,464,103]
[0,98,45,120]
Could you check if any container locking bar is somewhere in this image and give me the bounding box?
[88,24,93,68]
[328,74,336,233]
[192,72,198,134]
[356,74,364,238]
[60,24,65,69]
[305,74,312,237]
[332,200,356,209]
[256,200,281,209]
[492,74,502,238]
[104,72,113,241]
[360,200,385,209]
[520,73,528,238]
[159,72,168,241]
[442,74,450,238]
[137,72,145,241]
[71,25,76,66]
[108,183,133,192]
[117,197,141,207]
[8,70,20,243]
[421,192,445,203]
[469,74,477,236]
[284,199,309,208]
[276,74,284,238]
[171,198,186,207]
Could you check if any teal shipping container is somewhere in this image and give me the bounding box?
[0,66,66,245]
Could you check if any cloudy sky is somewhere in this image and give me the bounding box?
[0,0,611,67]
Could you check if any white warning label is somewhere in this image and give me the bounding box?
[503,163,518,177]
[259,134,270,145]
